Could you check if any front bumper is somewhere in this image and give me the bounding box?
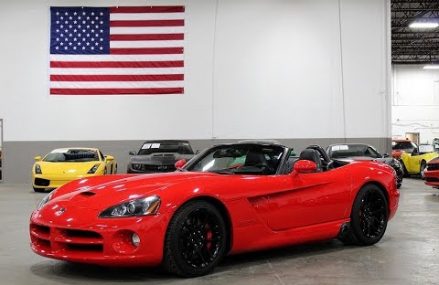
[424,169,439,186]
[33,174,98,190]
[30,205,168,266]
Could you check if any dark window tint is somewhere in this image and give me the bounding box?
[138,142,194,155]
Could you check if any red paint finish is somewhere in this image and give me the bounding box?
[30,161,399,266]
[424,157,439,187]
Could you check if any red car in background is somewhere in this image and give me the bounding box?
[30,142,399,277]
[424,157,439,188]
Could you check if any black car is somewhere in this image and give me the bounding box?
[326,143,404,188]
[127,140,195,173]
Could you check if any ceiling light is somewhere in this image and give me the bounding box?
[409,22,438,29]
[423,65,439,70]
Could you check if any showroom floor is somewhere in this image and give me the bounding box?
[1,178,438,285]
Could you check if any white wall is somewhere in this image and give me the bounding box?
[392,65,439,144]
[0,0,391,142]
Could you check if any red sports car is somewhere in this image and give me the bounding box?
[30,142,399,277]
[424,157,439,188]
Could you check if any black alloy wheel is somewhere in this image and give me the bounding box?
[344,184,388,245]
[163,201,227,277]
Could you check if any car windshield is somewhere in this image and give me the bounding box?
[392,141,416,151]
[138,142,193,155]
[43,149,100,162]
[419,144,434,153]
[186,144,285,175]
[329,144,381,159]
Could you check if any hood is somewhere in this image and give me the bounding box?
[129,153,192,165]
[428,157,439,165]
[38,161,100,175]
[48,172,216,211]
[336,156,395,165]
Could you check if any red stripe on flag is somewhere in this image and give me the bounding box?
[50,61,184,68]
[51,74,184,81]
[50,88,184,95]
[110,20,184,27]
[110,6,184,13]
[110,47,183,54]
[110,33,184,41]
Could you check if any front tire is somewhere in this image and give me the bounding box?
[420,160,427,179]
[163,201,227,277]
[400,161,409,177]
[344,184,388,246]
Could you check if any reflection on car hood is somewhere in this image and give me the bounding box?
[129,153,193,165]
[48,172,214,210]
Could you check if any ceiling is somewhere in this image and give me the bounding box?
[392,0,439,64]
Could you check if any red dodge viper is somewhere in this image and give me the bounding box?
[30,142,399,277]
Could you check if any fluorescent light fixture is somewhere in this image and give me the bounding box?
[409,22,438,29]
[423,65,439,70]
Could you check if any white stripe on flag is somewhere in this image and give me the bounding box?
[50,81,183,88]
[50,67,184,75]
[50,54,184,61]
[110,13,185,21]
[110,26,184,35]
[110,40,184,48]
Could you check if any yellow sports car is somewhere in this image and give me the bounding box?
[32,148,117,192]
[398,144,438,178]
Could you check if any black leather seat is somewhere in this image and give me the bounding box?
[298,149,322,171]
[245,152,267,167]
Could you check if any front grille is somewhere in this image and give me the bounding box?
[132,164,175,173]
[30,222,104,253]
[426,177,439,182]
[63,229,101,239]
[427,164,439,171]
[34,178,50,186]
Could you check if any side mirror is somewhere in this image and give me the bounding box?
[383,153,389,158]
[175,159,187,170]
[34,155,42,162]
[293,160,317,174]
[105,155,114,161]
[412,148,419,155]
[129,151,136,155]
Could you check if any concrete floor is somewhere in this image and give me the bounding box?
[1,178,439,285]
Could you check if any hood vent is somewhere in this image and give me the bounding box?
[79,191,96,197]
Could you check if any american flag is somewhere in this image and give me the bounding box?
[49,6,184,95]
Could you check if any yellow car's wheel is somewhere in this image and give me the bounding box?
[400,161,409,177]
[420,160,427,179]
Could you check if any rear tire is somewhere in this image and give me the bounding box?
[342,184,388,246]
[163,201,227,277]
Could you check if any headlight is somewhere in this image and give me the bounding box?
[87,163,101,174]
[131,163,142,170]
[99,196,161,218]
[37,192,53,210]
[35,164,42,174]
